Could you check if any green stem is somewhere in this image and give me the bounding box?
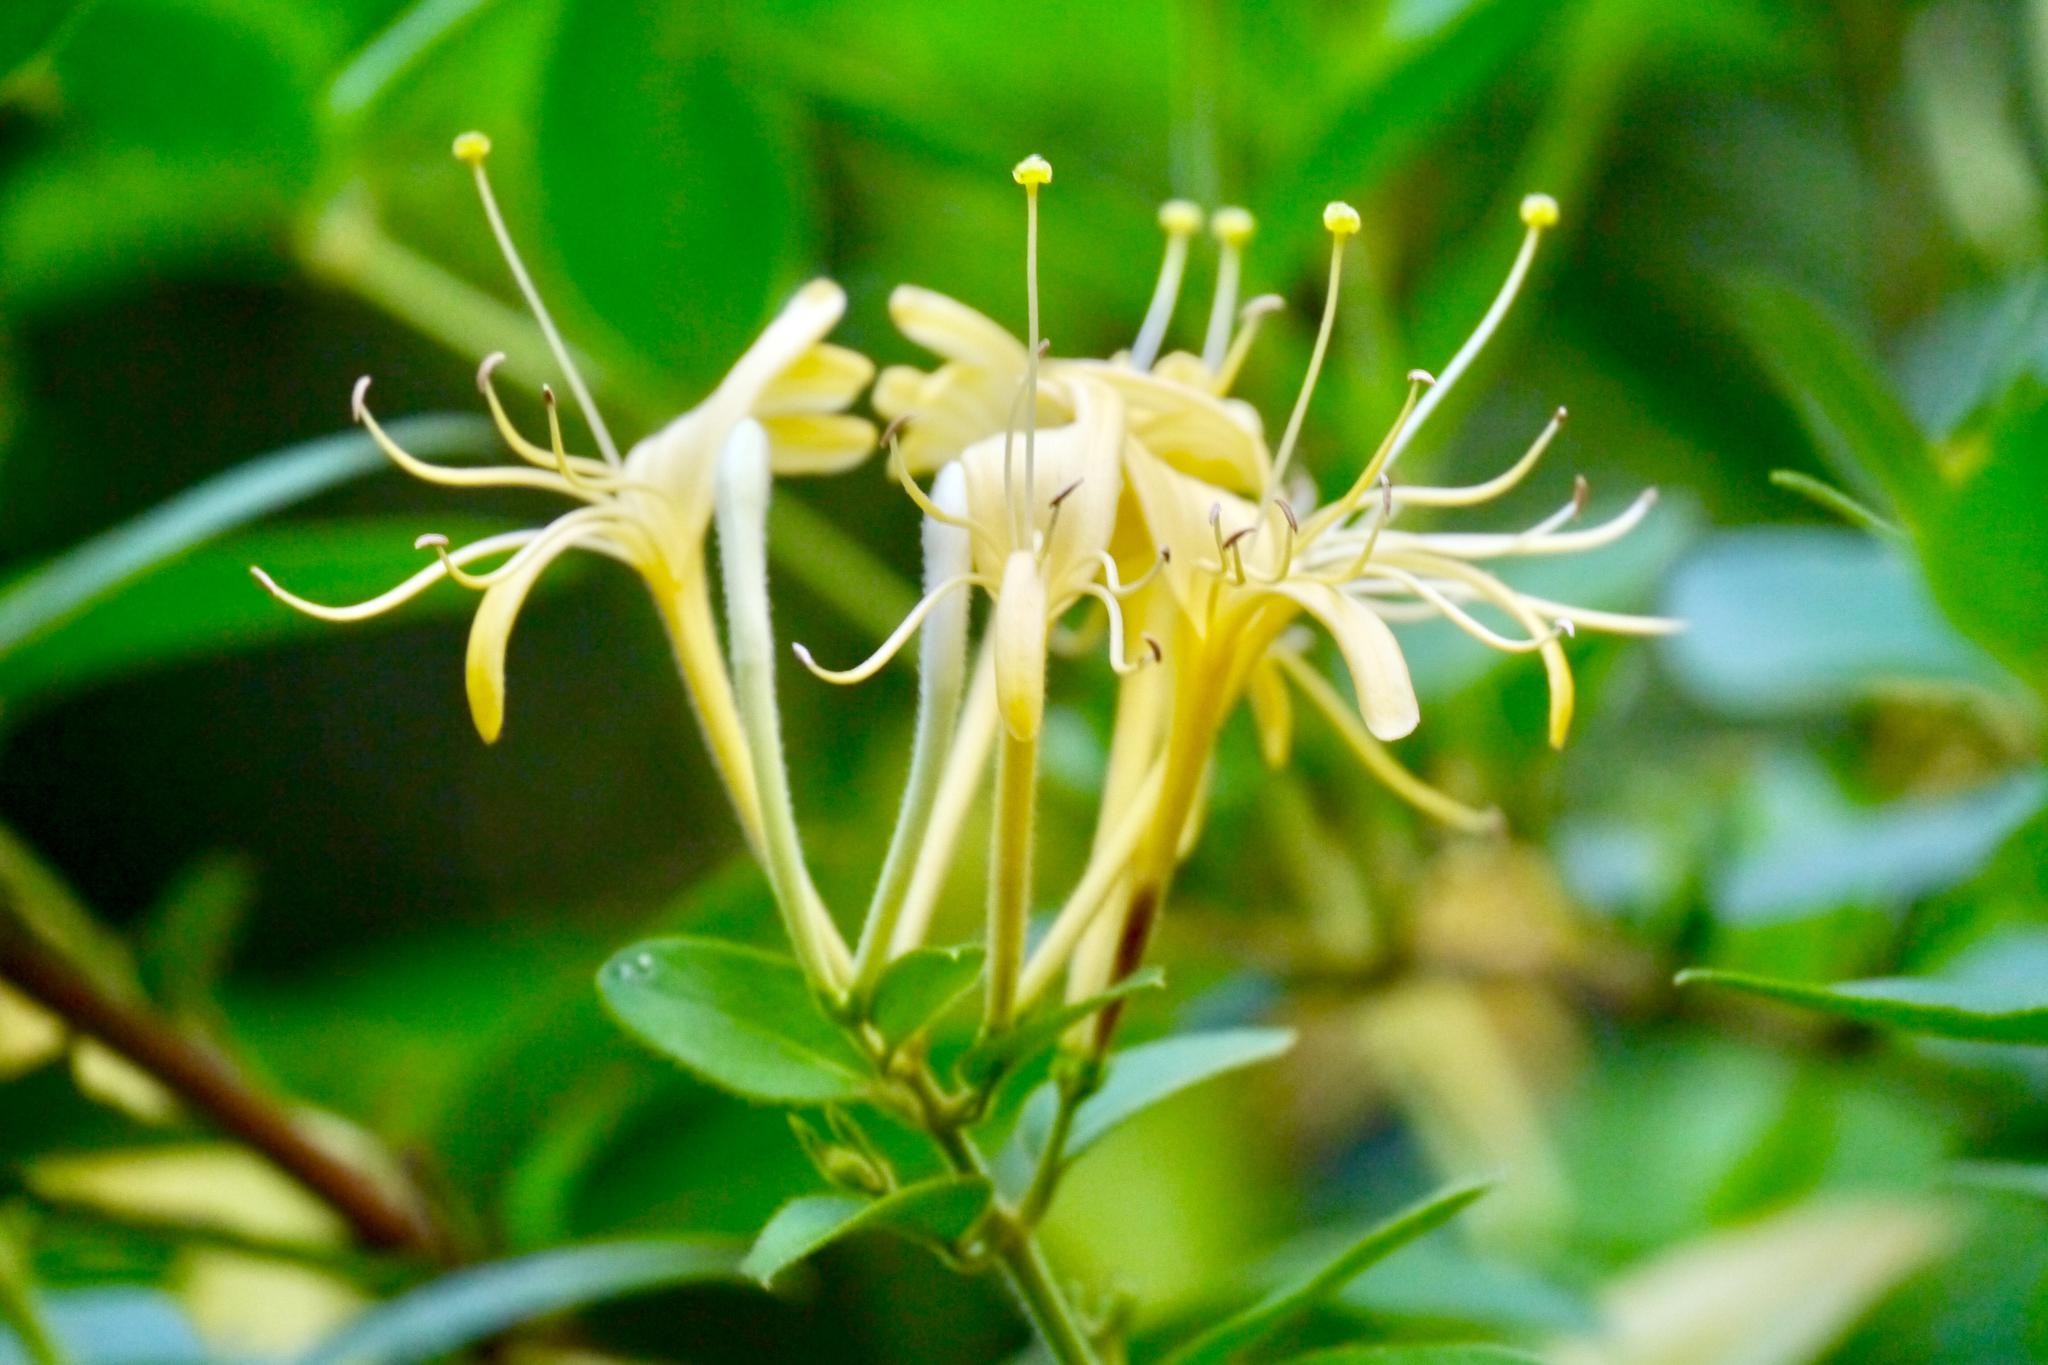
[1016,1072,1086,1228]
[906,1076,1099,1365]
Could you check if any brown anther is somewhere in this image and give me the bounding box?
[1143,634,1164,663]
[1049,478,1083,509]
[881,413,914,446]
[1274,498,1299,533]
[1220,526,1255,552]
[541,383,558,408]
[1572,474,1590,513]
[1554,405,1569,424]
[1157,546,1172,563]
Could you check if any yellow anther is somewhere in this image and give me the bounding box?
[1013,154,1052,186]
[452,131,492,165]
[1323,201,1362,236]
[1520,193,1559,229]
[1159,199,1204,236]
[1212,206,1255,246]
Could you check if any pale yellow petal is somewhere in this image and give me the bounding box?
[1270,581,1418,740]
[1246,656,1293,767]
[993,550,1048,741]
[1065,359,1269,492]
[712,278,849,411]
[464,530,586,743]
[891,285,1028,370]
[762,414,878,476]
[755,343,874,416]
[873,364,927,419]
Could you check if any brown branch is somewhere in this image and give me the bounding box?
[0,912,446,1259]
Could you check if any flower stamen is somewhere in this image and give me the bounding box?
[1131,199,1204,371]
[455,130,622,468]
[1269,201,1361,495]
[1202,207,1256,373]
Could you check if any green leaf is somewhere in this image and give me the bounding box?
[1949,1161,2048,1201]
[1661,528,2007,716]
[536,3,809,392]
[0,0,86,86]
[0,510,528,714]
[1164,1180,1493,1365]
[1709,759,2045,923]
[326,0,504,122]
[1730,277,1931,513]
[1275,1348,1544,1365]
[299,1240,738,1365]
[1677,928,2048,1043]
[1918,389,2048,697]
[1013,1026,1294,1169]
[740,1175,992,1287]
[865,945,984,1049]
[956,967,1165,1087]
[0,415,485,661]
[598,937,871,1104]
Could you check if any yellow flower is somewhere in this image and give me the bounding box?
[253,132,874,834]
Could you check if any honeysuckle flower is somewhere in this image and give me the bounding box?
[796,159,1143,747]
[253,132,874,843]
[872,196,1279,494]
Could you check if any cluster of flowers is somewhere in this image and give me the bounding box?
[257,135,1673,1023]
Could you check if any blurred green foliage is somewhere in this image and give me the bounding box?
[3,0,2048,1362]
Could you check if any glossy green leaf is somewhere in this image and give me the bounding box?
[1918,390,2048,697]
[1678,928,2048,1043]
[957,967,1166,1087]
[1013,1025,1294,1169]
[1165,1180,1493,1365]
[598,937,870,1104]
[1661,528,2006,715]
[1710,759,2045,923]
[300,1240,738,1365]
[865,944,984,1048]
[740,1175,992,1286]
[326,0,504,121]
[0,511,526,713]
[1277,1348,1544,1365]
[1730,277,1931,512]
[0,415,485,663]
[536,3,809,391]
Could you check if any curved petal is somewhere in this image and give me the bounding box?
[711,278,849,411]
[762,414,878,476]
[1064,360,1270,492]
[755,343,874,416]
[464,528,591,743]
[891,285,1028,371]
[1269,579,1419,740]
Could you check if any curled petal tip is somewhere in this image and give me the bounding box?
[476,351,506,393]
